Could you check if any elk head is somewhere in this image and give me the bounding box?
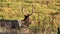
[21,5,33,28]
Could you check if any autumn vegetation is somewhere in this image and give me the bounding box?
[0,0,60,34]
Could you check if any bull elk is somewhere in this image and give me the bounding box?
[0,5,33,30]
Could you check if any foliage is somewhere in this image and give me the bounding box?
[0,0,60,34]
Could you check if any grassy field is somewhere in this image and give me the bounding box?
[0,0,60,20]
[0,0,60,34]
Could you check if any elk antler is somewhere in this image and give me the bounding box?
[21,5,34,16]
[21,6,25,16]
[28,5,34,16]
